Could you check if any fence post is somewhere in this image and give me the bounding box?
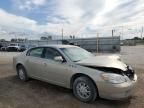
[97,33,99,53]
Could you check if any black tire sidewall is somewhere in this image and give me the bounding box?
[17,65,28,81]
[73,76,97,103]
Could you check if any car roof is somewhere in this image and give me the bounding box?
[38,45,78,49]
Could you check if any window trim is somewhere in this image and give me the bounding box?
[26,47,44,58]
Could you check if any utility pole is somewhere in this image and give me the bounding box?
[112,29,114,37]
[121,26,124,40]
[62,28,63,41]
[141,26,143,39]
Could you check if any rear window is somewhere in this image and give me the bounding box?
[28,48,44,58]
[10,44,17,46]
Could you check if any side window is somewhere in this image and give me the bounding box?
[29,48,44,58]
[44,48,61,60]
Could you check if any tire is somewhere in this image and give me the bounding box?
[17,48,20,52]
[17,65,28,81]
[7,48,9,52]
[73,76,97,103]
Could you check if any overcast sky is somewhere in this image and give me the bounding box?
[0,0,144,40]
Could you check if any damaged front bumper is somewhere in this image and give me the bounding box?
[97,74,137,100]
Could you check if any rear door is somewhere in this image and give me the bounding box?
[25,47,45,78]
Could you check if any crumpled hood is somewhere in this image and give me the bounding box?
[77,55,127,71]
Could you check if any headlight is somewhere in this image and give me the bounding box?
[101,73,127,84]
[128,65,133,70]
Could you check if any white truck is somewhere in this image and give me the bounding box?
[7,43,26,52]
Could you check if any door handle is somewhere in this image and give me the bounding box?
[69,64,76,68]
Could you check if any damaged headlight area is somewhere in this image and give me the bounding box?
[101,73,127,84]
[124,66,135,80]
[82,65,135,81]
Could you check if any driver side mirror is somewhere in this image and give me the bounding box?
[54,56,63,63]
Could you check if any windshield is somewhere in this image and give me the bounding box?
[10,44,17,46]
[60,47,94,62]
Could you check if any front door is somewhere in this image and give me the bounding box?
[42,47,73,87]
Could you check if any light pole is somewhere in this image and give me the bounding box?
[141,26,143,39]
[61,28,63,41]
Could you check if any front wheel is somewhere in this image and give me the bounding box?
[17,65,28,81]
[73,76,98,103]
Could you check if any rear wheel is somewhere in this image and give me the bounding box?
[73,76,97,103]
[17,65,28,81]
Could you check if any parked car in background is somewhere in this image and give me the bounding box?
[7,43,26,52]
[13,45,137,103]
[0,44,2,49]
[7,43,20,52]
[1,46,7,51]
[19,44,26,52]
